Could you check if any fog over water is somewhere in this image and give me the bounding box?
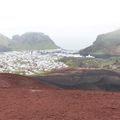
[0,0,120,50]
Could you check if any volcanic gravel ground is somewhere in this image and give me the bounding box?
[0,73,59,89]
[0,89,120,120]
[0,71,120,120]
[39,68,120,91]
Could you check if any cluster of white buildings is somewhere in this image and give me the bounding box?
[0,49,94,75]
[0,51,68,75]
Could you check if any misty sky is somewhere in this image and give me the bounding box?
[0,0,120,50]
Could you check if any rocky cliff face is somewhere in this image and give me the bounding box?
[0,32,59,51]
[80,29,120,58]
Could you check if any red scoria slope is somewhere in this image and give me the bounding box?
[0,73,119,120]
[0,89,120,120]
[0,73,59,89]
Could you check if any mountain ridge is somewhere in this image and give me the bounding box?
[80,29,120,58]
[0,32,59,51]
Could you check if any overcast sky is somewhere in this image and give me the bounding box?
[0,0,120,50]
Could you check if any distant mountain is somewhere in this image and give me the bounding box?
[0,32,59,52]
[10,32,59,50]
[0,34,11,52]
[80,29,120,58]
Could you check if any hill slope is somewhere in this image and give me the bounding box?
[80,29,120,58]
[0,70,119,120]
[0,32,59,51]
[0,34,11,52]
[0,68,120,91]
[35,68,120,91]
[0,73,58,89]
[10,32,59,50]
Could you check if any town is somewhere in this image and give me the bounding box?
[0,49,94,75]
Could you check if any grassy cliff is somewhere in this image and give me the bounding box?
[80,29,120,58]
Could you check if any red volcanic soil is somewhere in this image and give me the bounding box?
[0,89,120,120]
[0,73,59,89]
[0,73,120,119]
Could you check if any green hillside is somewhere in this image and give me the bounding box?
[0,32,59,52]
[80,29,120,58]
[10,32,59,50]
[0,34,11,52]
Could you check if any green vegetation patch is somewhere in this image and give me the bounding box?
[59,57,118,69]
